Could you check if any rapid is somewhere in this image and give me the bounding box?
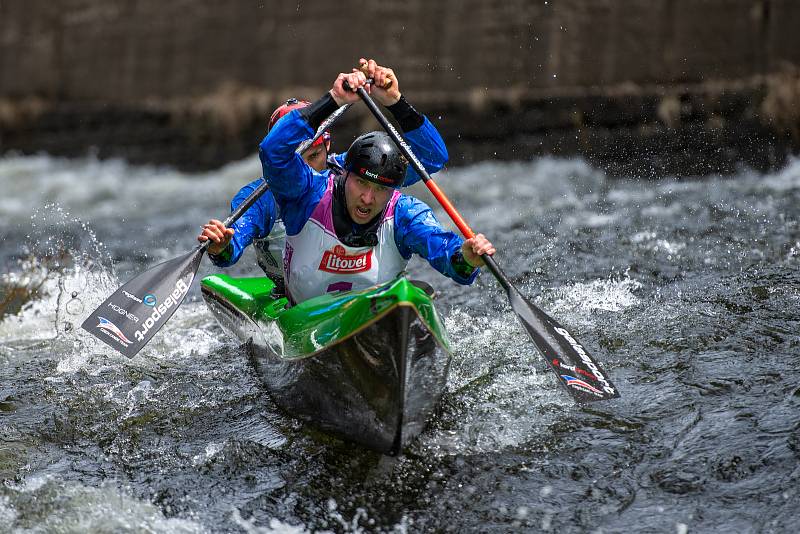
[1,152,799,532]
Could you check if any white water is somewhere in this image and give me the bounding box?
[3,152,800,532]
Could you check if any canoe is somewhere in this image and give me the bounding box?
[200,274,452,454]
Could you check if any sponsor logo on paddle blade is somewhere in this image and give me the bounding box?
[95,316,133,347]
[81,250,201,358]
[561,374,604,396]
[552,326,619,401]
[508,289,620,402]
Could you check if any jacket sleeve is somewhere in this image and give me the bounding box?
[258,109,330,236]
[401,116,449,186]
[393,195,479,285]
[258,110,317,203]
[208,179,277,268]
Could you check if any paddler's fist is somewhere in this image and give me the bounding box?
[462,234,495,268]
[330,70,368,106]
[358,58,401,106]
[198,219,234,256]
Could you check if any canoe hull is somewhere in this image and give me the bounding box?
[201,276,451,454]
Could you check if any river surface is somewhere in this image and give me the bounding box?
[1,152,799,533]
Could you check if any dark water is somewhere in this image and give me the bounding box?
[1,153,799,533]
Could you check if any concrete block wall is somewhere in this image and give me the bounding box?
[1,0,798,175]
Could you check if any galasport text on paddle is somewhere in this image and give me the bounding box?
[345,79,620,403]
[80,103,352,357]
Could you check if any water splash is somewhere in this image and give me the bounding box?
[230,499,411,534]
[231,508,309,533]
[548,272,643,316]
[3,153,799,532]
[416,308,566,455]
[1,477,207,533]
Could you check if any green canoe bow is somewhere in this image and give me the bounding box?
[201,274,452,454]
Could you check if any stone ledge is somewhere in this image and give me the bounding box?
[1,74,797,177]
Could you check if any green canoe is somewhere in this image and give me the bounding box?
[200,274,452,454]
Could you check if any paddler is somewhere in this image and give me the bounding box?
[256,61,495,303]
[196,97,332,292]
[196,98,328,281]
[197,59,460,292]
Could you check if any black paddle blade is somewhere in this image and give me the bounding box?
[81,249,204,358]
[507,288,620,403]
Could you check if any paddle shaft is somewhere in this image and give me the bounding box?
[351,85,513,291]
[297,102,352,153]
[199,102,352,252]
[198,180,269,253]
[82,103,354,358]
[350,83,620,403]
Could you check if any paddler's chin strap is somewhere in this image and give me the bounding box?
[332,172,382,248]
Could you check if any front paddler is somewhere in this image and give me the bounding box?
[259,61,495,304]
[197,59,460,291]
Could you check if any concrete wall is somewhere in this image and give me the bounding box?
[1,0,799,175]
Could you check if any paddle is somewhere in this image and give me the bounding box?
[350,83,620,403]
[81,103,352,357]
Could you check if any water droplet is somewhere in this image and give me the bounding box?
[66,298,84,316]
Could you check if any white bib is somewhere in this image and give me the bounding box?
[284,177,408,303]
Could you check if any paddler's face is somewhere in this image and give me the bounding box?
[344,172,393,224]
[301,144,328,172]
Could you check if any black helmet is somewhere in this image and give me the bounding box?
[344,131,408,188]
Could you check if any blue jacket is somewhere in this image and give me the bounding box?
[208,177,278,268]
[211,115,452,268]
[258,109,479,285]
